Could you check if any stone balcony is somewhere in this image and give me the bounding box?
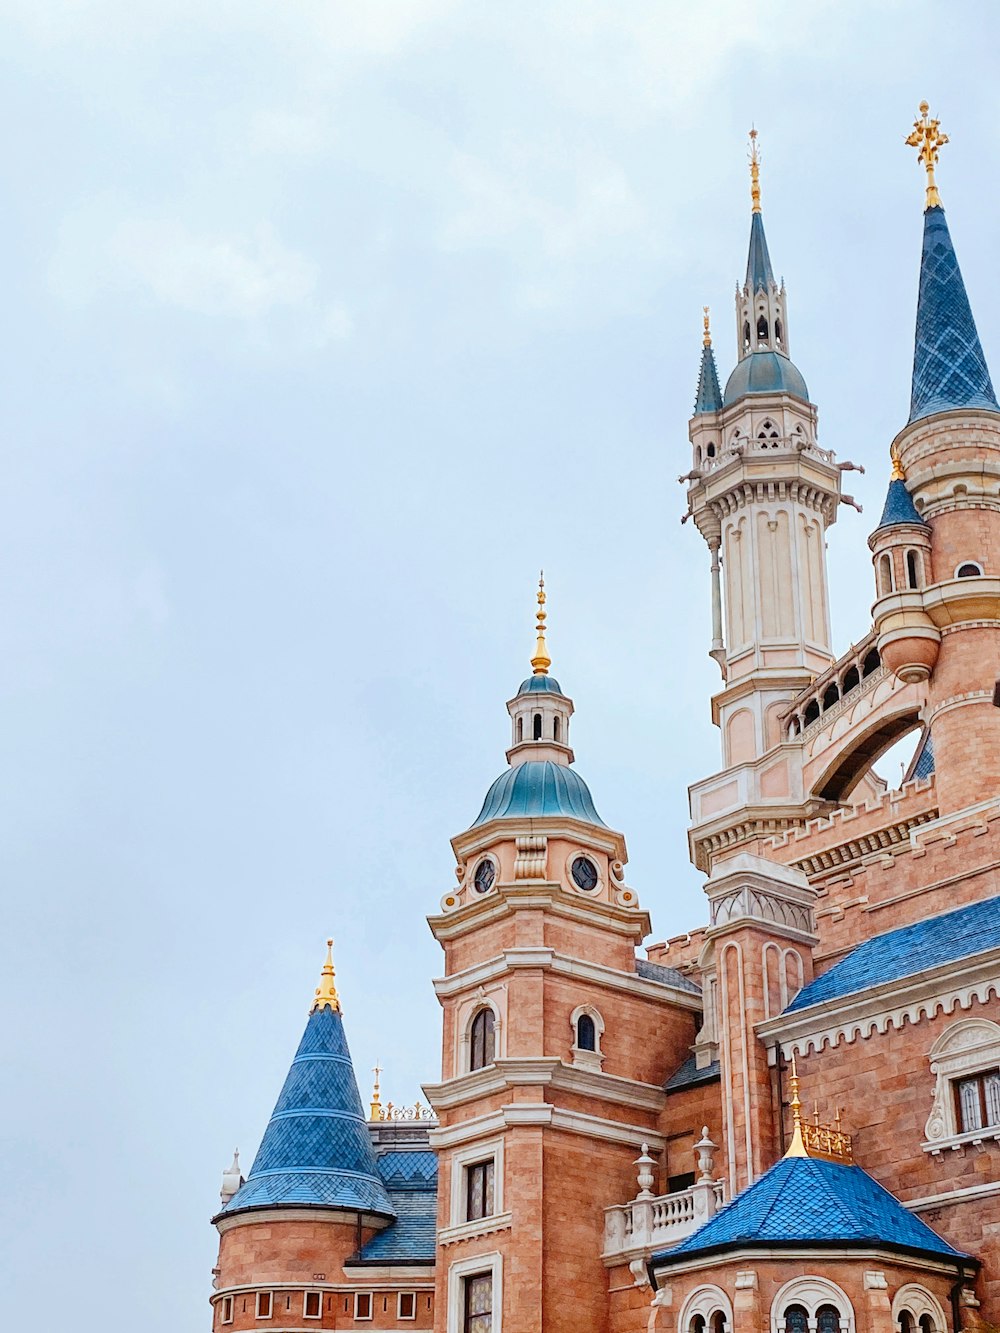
[602,1134,725,1264]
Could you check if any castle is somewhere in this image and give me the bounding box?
[207,105,1000,1333]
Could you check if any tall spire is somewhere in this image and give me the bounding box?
[530,572,551,676]
[694,307,723,414]
[311,937,340,1012]
[905,104,998,424]
[745,129,775,293]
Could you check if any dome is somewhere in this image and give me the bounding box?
[472,760,604,828]
[517,674,563,696]
[723,351,809,406]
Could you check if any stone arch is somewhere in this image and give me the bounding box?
[892,1286,947,1333]
[569,1002,605,1072]
[679,1285,734,1333]
[770,1276,854,1333]
[810,706,922,802]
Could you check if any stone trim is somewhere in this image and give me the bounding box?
[907,1179,1000,1211]
[652,1245,968,1282]
[424,1057,666,1113]
[438,1212,513,1247]
[446,1250,503,1333]
[428,1103,664,1152]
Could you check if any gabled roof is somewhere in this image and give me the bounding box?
[219,1004,395,1219]
[355,1151,438,1265]
[785,894,1000,1014]
[694,342,723,415]
[746,211,775,291]
[875,477,926,529]
[652,1155,966,1267]
[909,206,999,423]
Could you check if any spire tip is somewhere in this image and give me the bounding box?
[703,306,711,348]
[530,572,552,676]
[906,100,948,209]
[748,127,762,214]
[311,937,340,1013]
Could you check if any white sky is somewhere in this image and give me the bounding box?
[1,3,999,1327]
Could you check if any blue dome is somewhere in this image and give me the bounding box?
[472,760,604,827]
[723,351,810,406]
[517,674,563,696]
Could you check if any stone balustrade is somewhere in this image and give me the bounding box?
[602,1178,726,1260]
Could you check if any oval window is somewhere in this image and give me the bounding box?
[473,859,496,894]
[571,856,599,892]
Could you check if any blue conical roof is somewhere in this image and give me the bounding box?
[219,1004,395,1218]
[746,211,775,291]
[874,477,926,530]
[652,1155,966,1267]
[909,206,998,423]
[694,342,723,414]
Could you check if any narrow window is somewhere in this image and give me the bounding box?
[878,552,893,595]
[919,1317,934,1333]
[465,1157,496,1221]
[706,442,716,458]
[898,1312,914,1333]
[822,683,839,711]
[355,1292,373,1321]
[304,1292,321,1319]
[463,1273,493,1333]
[470,1008,496,1071]
[710,1312,726,1333]
[695,445,703,465]
[533,712,542,740]
[817,1306,841,1333]
[775,317,783,346]
[399,1292,417,1320]
[862,648,881,676]
[842,666,860,693]
[553,715,561,742]
[516,717,523,742]
[783,1306,809,1333]
[954,1068,1000,1131]
[221,1297,234,1325]
[576,1013,597,1052]
[907,549,920,588]
[743,321,751,349]
[256,1292,273,1320]
[757,315,768,342]
[690,1317,706,1333]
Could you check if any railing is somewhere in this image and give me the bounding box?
[602,1180,726,1260]
[698,436,838,474]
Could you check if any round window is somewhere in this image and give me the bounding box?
[571,856,599,892]
[473,859,496,894]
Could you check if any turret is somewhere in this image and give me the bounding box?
[869,451,938,683]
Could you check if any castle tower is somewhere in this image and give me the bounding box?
[685,132,847,773]
[425,586,701,1333]
[884,104,1000,812]
[210,943,398,1331]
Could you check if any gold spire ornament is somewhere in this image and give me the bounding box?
[749,127,762,214]
[703,306,712,348]
[370,1063,384,1121]
[311,938,340,1013]
[906,101,949,209]
[784,1055,809,1158]
[890,444,906,482]
[530,572,552,676]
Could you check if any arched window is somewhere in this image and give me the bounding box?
[576,1013,596,1052]
[862,648,881,676]
[784,1305,809,1333]
[532,712,542,740]
[804,699,820,726]
[690,1318,706,1333]
[918,1317,934,1333]
[695,445,703,465]
[707,442,716,458]
[956,561,983,578]
[817,1306,841,1333]
[470,1008,496,1071]
[906,550,920,589]
[822,683,839,711]
[842,665,860,693]
[553,716,561,742]
[898,1313,914,1333]
[757,315,769,342]
[710,1312,725,1333]
[516,717,523,742]
[878,552,893,595]
[743,321,751,349]
[775,317,783,346]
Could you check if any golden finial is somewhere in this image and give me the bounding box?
[748,127,762,214]
[906,101,949,209]
[370,1062,384,1121]
[703,306,712,348]
[784,1054,809,1157]
[890,444,906,481]
[311,938,340,1013]
[530,571,551,676]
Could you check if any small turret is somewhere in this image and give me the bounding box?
[506,574,575,766]
[869,451,938,683]
[693,307,723,420]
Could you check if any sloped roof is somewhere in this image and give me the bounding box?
[875,477,926,529]
[652,1156,966,1267]
[636,958,702,995]
[663,1054,720,1092]
[694,342,723,415]
[355,1150,438,1265]
[785,894,1000,1014]
[746,211,775,291]
[472,759,605,828]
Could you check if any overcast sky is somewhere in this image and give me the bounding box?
[1,2,999,1327]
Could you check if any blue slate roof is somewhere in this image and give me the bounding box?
[910,731,935,781]
[909,206,999,423]
[724,351,809,406]
[220,1005,395,1218]
[786,894,1000,1014]
[664,1055,721,1092]
[472,760,605,828]
[746,211,775,291]
[875,477,926,530]
[517,674,563,696]
[636,958,702,995]
[356,1151,438,1265]
[652,1156,966,1267]
[694,343,723,415]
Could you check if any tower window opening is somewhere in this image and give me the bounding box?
[399,1293,417,1320]
[816,1306,841,1333]
[706,443,716,458]
[553,715,561,742]
[355,1292,373,1321]
[221,1298,234,1325]
[304,1292,321,1319]
[571,855,599,892]
[470,1007,496,1071]
[783,1305,809,1333]
[906,549,920,588]
[918,1317,934,1333]
[862,648,881,676]
[256,1292,273,1320]
[743,321,751,350]
[576,1013,597,1051]
[695,445,703,465]
[775,317,783,346]
[710,1313,726,1333]
[899,1314,914,1333]
[803,699,820,727]
[956,561,983,578]
[473,858,496,895]
[878,553,893,595]
[462,1273,493,1333]
[822,683,840,711]
[690,1317,707,1333]
[756,315,769,343]
[516,717,523,742]
[533,712,542,740]
[465,1156,496,1221]
[842,665,860,693]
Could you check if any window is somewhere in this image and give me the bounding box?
[706,442,716,458]
[743,320,751,349]
[221,1296,234,1325]
[878,552,893,595]
[399,1292,417,1320]
[899,1314,914,1333]
[757,315,768,342]
[690,1318,706,1333]
[669,1170,696,1192]
[465,1157,496,1220]
[355,1291,373,1320]
[532,712,542,739]
[906,550,920,589]
[710,1314,726,1333]
[956,562,983,577]
[784,1305,809,1333]
[256,1292,273,1320]
[571,856,598,891]
[463,1273,493,1333]
[954,1068,1000,1132]
[304,1292,321,1319]
[473,859,496,895]
[470,1008,496,1071]
[775,317,783,346]
[817,1306,841,1333]
[516,717,523,742]
[553,716,560,742]
[576,1013,596,1052]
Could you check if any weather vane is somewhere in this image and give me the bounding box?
[906,101,948,209]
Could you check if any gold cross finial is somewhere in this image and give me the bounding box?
[906,101,949,209]
[311,938,340,1013]
[748,127,762,214]
[370,1062,384,1121]
[530,571,551,676]
[703,306,712,348]
[784,1054,809,1157]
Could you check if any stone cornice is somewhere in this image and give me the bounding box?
[427,881,650,943]
[423,1056,667,1113]
[756,948,1000,1056]
[214,1206,387,1235]
[431,946,701,1010]
[451,816,626,863]
[427,1102,664,1152]
[651,1245,973,1282]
